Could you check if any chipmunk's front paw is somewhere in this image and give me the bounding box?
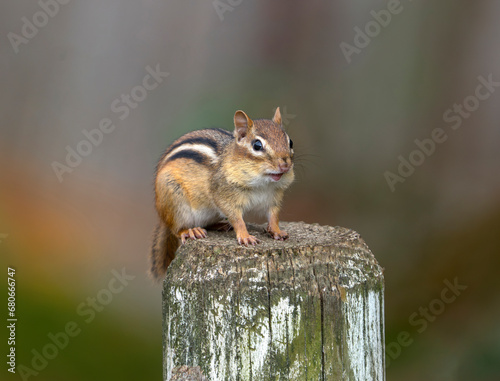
[267,228,289,241]
[237,234,260,246]
[179,227,208,244]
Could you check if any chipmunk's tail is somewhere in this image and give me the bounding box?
[149,221,179,282]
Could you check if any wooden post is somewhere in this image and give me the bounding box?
[163,222,385,380]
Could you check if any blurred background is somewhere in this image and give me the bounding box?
[1,0,500,380]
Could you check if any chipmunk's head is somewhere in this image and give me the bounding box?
[232,107,294,188]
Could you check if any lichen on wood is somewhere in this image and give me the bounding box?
[163,222,385,380]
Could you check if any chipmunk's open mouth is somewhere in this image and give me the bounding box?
[269,173,283,181]
[268,170,288,182]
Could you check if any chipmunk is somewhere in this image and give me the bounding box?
[149,107,294,280]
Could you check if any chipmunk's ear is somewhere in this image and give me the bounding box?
[272,107,282,126]
[234,110,253,141]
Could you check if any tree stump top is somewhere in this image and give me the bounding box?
[165,221,382,287]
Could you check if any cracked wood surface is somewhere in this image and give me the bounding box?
[163,222,385,381]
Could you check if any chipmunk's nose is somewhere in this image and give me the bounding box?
[278,157,291,173]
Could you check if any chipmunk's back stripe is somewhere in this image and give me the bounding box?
[166,150,210,165]
[157,137,217,174]
[166,137,219,156]
[166,142,218,162]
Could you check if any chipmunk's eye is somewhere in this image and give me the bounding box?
[252,139,263,151]
[289,139,293,149]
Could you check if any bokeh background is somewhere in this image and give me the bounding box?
[1,0,500,380]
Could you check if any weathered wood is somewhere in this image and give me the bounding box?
[171,366,208,380]
[163,222,385,380]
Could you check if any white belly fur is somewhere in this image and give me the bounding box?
[175,203,221,229]
[175,187,276,229]
[242,187,276,218]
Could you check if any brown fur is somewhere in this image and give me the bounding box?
[149,221,179,280]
